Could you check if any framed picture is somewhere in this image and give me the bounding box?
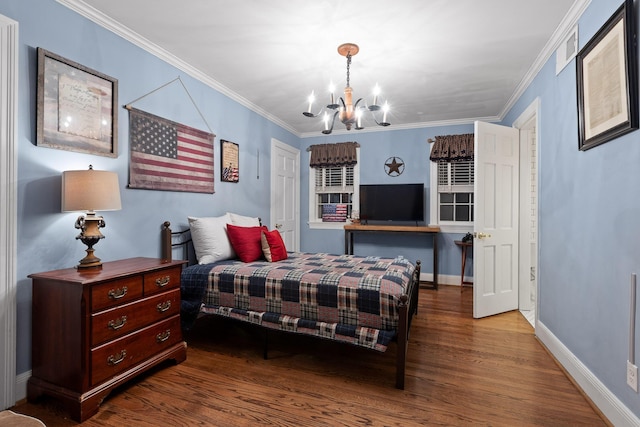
[37,48,118,157]
[576,0,638,151]
[221,139,239,182]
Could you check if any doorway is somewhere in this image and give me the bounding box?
[471,99,540,323]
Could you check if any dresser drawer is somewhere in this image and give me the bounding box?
[90,315,181,386]
[91,289,181,346]
[91,276,143,312]
[144,266,181,296]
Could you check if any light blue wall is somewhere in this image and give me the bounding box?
[299,125,474,278]
[501,0,640,416]
[1,0,299,374]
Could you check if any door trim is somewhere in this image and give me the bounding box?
[0,14,19,409]
[513,98,541,328]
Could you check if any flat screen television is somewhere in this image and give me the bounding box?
[359,183,424,223]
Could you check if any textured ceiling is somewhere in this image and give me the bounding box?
[63,0,581,136]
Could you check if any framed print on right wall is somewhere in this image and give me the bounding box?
[576,0,638,151]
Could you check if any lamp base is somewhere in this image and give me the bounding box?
[77,246,102,269]
[74,213,106,269]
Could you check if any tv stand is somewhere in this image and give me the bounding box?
[343,224,440,289]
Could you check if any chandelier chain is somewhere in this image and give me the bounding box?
[346,53,351,88]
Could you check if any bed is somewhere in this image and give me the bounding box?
[162,216,421,389]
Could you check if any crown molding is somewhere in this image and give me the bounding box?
[498,0,591,119]
[56,0,299,136]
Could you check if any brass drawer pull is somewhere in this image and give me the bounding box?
[107,286,128,300]
[156,301,172,313]
[156,329,171,343]
[107,316,127,330]
[155,276,170,288]
[107,350,127,366]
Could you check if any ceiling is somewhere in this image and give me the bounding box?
[62,0,582,137]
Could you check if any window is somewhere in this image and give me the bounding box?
[430,159,474,231]
[308,150,359,229]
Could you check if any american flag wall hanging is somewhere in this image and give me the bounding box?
[128,107,215,193]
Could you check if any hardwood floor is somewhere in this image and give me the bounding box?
[13,285,608,426]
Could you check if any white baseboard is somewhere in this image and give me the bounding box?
[537,321,640,427]
[14,370,29,403]
[420,272,466,286]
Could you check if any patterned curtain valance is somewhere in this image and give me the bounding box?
[309,142,360,168]
[429,133,474,161]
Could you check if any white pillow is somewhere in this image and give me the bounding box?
[228,212,261,227]
[188,214,236,264]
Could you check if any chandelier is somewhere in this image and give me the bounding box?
[303,43,390,134]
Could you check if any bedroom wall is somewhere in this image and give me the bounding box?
[0,0,298,376]
[501,0,640,419]
[299,124,474,281]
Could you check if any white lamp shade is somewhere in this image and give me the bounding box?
[62,168,122,212]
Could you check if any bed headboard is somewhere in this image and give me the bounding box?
[161,221,195,264]
[161,218,262,265]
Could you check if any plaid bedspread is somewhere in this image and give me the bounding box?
[180,252,416,351]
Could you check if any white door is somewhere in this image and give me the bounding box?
[270,139,300,251]
[473,121,520,318]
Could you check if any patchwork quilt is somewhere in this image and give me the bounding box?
[181,252,416,351]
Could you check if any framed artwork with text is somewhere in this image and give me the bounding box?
[576,0,638,151]
[37,48,118,157]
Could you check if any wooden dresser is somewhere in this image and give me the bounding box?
[27,257,188,422]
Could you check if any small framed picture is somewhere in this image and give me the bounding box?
[576,0,638,151]
[221,139,239,182]
[37,48,118,157]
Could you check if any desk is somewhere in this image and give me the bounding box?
[454,240,473,292]
[344,224,440,289]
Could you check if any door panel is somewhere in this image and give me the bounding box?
[270,140,300,251]
[473,121,519,318]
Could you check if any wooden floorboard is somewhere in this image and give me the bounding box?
[13,285,609,426]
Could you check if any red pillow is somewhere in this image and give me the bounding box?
[261,229,288,262]
[226,224,266,262]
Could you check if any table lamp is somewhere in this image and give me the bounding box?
[62,165,122,269]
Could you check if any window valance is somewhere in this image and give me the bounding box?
[308,142,360,168]
[429,133,474,162]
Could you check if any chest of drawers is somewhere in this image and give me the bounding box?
[27,257,187,422]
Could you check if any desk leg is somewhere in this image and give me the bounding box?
[433,233,438,290]
[344,230,349,255]
[344,230,354,255]
[460,246,467,292]
[349,231,354,255]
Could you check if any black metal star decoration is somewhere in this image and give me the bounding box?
[384,157,405,177]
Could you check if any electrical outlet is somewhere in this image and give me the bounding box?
[627,361,638,392]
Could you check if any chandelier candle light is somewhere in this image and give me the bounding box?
[303,43,390,134]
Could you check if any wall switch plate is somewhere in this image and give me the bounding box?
[627,360,638,392]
